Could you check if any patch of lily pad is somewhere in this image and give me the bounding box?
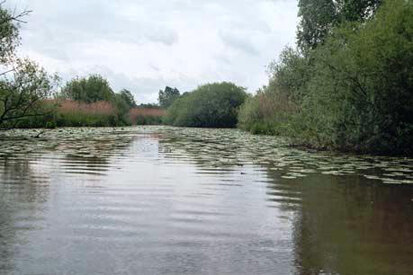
[0,126,412,185]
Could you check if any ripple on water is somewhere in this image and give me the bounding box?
[0,126,412,275]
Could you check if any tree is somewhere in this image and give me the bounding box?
[158,86,180,108]
[61,74,115,103]
[118,89,137,108]
[0,59,58,127]
[0,2,30,65]
[113,89,137,123]
[166,82,247,128]
[297,0,382,52]
[298,0,412,154]
[0,3,57,128]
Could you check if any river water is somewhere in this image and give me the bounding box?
[0,126,412,275]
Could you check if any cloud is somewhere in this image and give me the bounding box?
[219,31,259,55]
[7,0,298,103]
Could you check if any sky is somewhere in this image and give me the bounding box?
[7,0,298,103]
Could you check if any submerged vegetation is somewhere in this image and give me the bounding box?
[239,0,412,155]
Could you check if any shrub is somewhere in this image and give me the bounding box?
[166,82,247,128]
[238,49,305,136]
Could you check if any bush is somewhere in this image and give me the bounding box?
[238,49,305,136]
[166,82,247,128]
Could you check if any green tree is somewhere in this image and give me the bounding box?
[0,4,57,128]
[166,82,247,128]
[0,3,30,64]
[118,89,137,108]
[61,75,115,103]
[158,86,180,108]
[0,59,58,128]
[297,0,382,52]
[298,0,412,154]
[113,89,137,124]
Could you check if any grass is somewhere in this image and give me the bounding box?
[128,108,166,125]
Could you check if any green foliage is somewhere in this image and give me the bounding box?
[118,89,137,108]
[55,112,119,127]
[45,121,57,129]
[138,103,161,109]
[113,90,137,124]
[0,5,57,128]
[238,48,306,135]
[299,0,413,154]
[0,59,58,128]
[58,76,140,126]
[241,0,412,155]
[297,0,382,52]
[0,4,25,63]
[158,86,180,108]
[61,75,115,103]
[268,47,311,104]
[166,82,247,128]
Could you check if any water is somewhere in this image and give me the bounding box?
[0,126,412,275]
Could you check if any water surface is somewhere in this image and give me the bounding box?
[0,126,412,274]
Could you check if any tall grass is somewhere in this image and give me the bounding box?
[56,100,120,127]
[128,108,165,125]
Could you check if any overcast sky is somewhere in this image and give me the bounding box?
[8,0,298,103]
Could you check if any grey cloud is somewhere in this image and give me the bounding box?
[7,0,298,102]
[219,31,259,55]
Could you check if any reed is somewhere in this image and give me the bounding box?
[128,108,166,125]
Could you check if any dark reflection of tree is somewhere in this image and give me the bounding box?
[0,156,50,202]
[277,174,413,275]
[59,135,136,175]
[0,200,16,272]
[0,155,51,272]
[0,130,140,273]
[159,131,413,275]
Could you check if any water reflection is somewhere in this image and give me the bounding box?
[0,155,51,273]
[0,126,412,274]
[288,175,413,275]
[158,127,413,274]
